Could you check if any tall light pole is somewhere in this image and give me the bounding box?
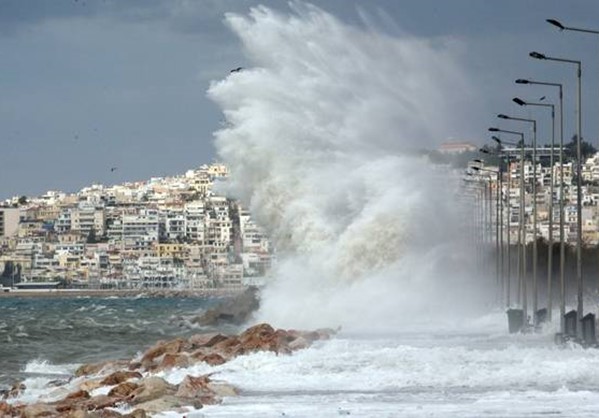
[516,78,566,333]
[546,19,599,141]
[487,138,514,307]
[530,51,583,337]
[513,96,556,323]
[489,128,527,329]
[473,158,494,248]
[498,113,540,326]
[473,164,502,297]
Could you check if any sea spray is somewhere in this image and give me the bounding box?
[209,3,489,330]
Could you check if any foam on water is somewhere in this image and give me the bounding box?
[153,329,599,417]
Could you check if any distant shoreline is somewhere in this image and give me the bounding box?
[0,288,247,299]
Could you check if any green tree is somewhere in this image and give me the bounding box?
[86,227,98,244]
[564,135,597,161]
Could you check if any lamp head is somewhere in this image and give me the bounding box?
[530,51,546,60]
[488,127,499,132]
[491,136,501,144]
[479,148,490,154]
[546,19,565,30]
[471,166,481,171]
[515,79,530,84]
[473,159,483,164]
[513,97,526,106]
[497,114,509,119]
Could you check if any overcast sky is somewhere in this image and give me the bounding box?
[2,0,599,199]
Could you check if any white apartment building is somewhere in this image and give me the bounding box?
[185,201,205,244]
[108,209,160,251]
[71,204,106,237]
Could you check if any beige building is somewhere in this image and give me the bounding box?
[0,208,20,238]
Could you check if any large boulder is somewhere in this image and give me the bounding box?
[175,375,219,404]
[100,371,142,386]
[108,382,139,398]
[128,377,176,405]
[0,401,19,416]
[20,403,59,417]
[141,338,186,369]
[133,395,201,415]
[75,360,129,378]
[193,287,260,326]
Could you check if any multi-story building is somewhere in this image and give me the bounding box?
[71,204,106,238]
[0,208,20,238]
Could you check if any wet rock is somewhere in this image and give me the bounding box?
[7,322,335,417]
[141,338,186,367]
[196,352,226,366]
[21,403,58,417]
[90,410,125,418]
[128,376,176,405]
[175,375,212,398]
[133,395,201,414]
[238,323,291,354]
[288,336,311,350]
[190,333,229,348]
[100,371,142,386]
[75,360,129,377]
[207,381,239,398]
[128,361,142,371]
[65,390,91,401]
[48,378,71,387]
[193,286,260,326]
[212,336,242,356]
[82,394,120,410]
[122,410,148,418]
[79,378,105,393]
[9,383,25,400]
[108,381,139,398]
[0,400,19,416]
[64,409,90,418]
[156,353,190,371]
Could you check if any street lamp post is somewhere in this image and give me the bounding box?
[516,78,566,333]
[547,19,599,140]
[530,51,583,338]
[498,113,540,326]
[481,144,510,306]
[490,128,527,329]
[473,164,502,297]
[491,138,512,306]
[513,97,556,323]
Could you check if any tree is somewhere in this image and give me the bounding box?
[18,196,27,205]
[564,135,597,161]
[86,227,98,244]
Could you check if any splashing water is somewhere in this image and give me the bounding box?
[209,3,488,331]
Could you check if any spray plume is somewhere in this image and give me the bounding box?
[208,3,489,331]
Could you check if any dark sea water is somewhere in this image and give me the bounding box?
[0,296,221,389]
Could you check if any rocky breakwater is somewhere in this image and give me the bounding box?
[1,323,336,417]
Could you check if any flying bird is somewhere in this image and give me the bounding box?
[110,167,118,172]
[230,67,244,73]
[539,96,546,101]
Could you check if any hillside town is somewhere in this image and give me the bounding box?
[0,164,272,290]
[449,140,599,246]
[4,142,599,291]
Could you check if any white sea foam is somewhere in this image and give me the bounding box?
[154,331,599,417]
[209,3,487,331]
[8,360,80,405]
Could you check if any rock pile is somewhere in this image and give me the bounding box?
[1,323,335,417]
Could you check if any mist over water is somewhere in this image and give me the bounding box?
[209,3,490,331]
